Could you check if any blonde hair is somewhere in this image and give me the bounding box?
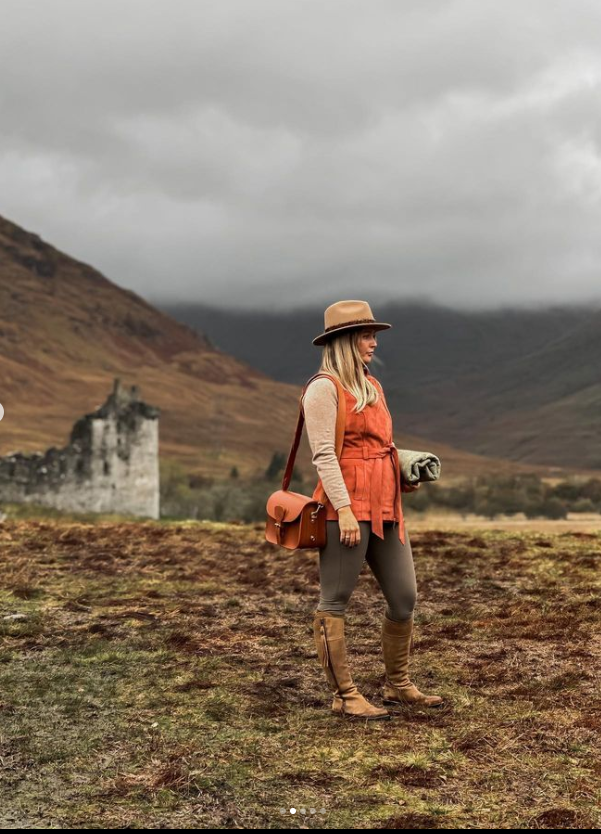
[317,328,380,412]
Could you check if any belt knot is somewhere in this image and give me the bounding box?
[339,442,403,542]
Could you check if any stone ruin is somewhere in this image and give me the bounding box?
[0,378,160,519]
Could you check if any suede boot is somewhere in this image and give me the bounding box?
[313,610,390,720]
[381,613,444,707]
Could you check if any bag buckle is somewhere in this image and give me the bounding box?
[310,502,324,522]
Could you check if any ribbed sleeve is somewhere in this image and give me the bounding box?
[301,377,352,512]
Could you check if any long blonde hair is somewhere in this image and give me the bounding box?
[317,329,380,413]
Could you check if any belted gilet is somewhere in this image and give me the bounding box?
[310,368,406,544]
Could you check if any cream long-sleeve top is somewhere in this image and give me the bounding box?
[301,375,351,511]
[301,363,372,512]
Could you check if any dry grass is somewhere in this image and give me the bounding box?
[409,511,601,533]
[0,517,600,828]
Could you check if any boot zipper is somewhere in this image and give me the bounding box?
[320,621,340,692]
[319,623,330,669]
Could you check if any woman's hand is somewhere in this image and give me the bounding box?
[337,505,361,547]
[401,480,421,493]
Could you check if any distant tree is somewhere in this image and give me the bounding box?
[572,498,597,513]
[582,478,601,504]
[552,481,582,501]
[265,451,286,480]
[188,472,214,489]
[539,497,568,519]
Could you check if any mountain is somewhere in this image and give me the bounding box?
[156,299,601,473]
[0,214,297,481]
[4,212,543,489]
[1,212,595,485]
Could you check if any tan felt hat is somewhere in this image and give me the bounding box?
[312,299,392,346]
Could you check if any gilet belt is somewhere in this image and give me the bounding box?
[339,441,404,541]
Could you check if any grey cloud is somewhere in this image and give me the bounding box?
[1,0,601,310]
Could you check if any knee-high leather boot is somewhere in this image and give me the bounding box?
[381,613,444,707]
[313,610,390,720]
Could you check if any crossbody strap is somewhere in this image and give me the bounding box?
[281,372,347,493]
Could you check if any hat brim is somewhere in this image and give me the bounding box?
[312,321,391,346]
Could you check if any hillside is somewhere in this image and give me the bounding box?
[0,214,294,480]
[0,213,590,485]
[408,309,601,468]
[158,299,601,473]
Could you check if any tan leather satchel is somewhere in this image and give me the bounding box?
[265,372,346,550]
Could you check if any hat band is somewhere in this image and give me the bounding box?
[324,317,376,332]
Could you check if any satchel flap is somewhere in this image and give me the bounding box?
[266,490,316,523]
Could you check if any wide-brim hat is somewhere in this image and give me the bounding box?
[312,299,392,346]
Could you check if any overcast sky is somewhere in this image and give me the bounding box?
[2,0,601,311]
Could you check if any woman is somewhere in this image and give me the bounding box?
[302,300,444,720]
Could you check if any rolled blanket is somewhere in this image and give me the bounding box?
[396,447,441,484]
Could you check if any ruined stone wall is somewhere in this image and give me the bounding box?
[0,378,160,518]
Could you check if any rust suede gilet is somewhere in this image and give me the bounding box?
[311,368,406,544]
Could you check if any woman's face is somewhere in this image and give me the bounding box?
[357,328,378,365]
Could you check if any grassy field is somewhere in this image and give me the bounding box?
[1,517,600,828]
[408,511,601,533]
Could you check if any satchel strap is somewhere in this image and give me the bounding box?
[273,504,285,545]
[281,372,347,496]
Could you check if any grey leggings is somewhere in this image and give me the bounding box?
[316,520,417,623]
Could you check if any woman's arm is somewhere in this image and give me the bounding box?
[301,377,352,511]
